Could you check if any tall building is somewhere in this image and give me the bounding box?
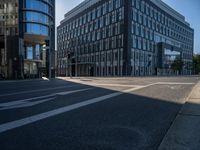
[57,0,194,77]
[0,0,55,79]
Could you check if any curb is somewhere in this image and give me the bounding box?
[158,81,200,150]
[0,78,52,83]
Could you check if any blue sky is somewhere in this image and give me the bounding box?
[56,0,200,53]
[56,0,83,27]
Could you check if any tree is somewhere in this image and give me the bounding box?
[171,57,184,75]
[193,55,200,74]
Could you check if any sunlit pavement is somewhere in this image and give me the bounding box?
[159,80,200,150]
[0,76,199,150]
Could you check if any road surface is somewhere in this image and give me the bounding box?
[0,76,199,150]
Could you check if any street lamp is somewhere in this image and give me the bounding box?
[48,21,54,79]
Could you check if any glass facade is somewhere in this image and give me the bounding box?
[58,0,124,76]
[57,0,194,77]
[24,11,49,25]
[0,0,19,79]
[164,48,181,69]
[0,0,55,79]
[25,0,50,14]
[25,23,48,36]
[130,0,193,75]
[23,0,55,78]
[23,0,53,36]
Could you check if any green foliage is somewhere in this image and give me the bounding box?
[193,55,200,74]
[171,57,184,74]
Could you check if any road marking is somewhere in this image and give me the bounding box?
[0,85,79,97]
[56,89,93,95]
[0,94,55,107]
[83,83,137,88]
[0,84,153,133]
[0,88,93,110]
[0,97,56,111]
[42,77,49,81]
[156,82,195,85]
[58,78,195,87]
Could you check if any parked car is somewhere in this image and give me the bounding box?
[0,73,5,80]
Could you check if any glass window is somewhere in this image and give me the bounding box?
[138,37,141,49]
[136,0,140,9]
[92,9,96,20]
[27,46,33,59]
[133,9,137,21]
[35,44,41,60]
[25,23,49,36]
[115,0,121,8]
[141,2,144,12]
[100,17,103,28]
[118,7,124,20]
[133,36,137,48]
[25,0,50,14]
[103,3,107,15]
[24,12,49,25]
[97,6,101,17]
[136,24,139,35]
[88,12,91,22]
[108,0,113,12]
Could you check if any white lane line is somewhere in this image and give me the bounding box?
[56,88,93,96]
[0,84,153,133]
[58,78,195,87]
[156,82,195,85]
[0,94,55,107]
[0,97,56,111]
[0,100,28,107]
[0,85,79,97]
[0,88,93,110]
[84,83,137,87]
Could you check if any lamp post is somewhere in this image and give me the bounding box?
[48,21,54,79]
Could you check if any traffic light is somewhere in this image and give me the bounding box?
[45,40,50,47]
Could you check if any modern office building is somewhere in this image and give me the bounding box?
[0,0,55,79]
[57,0,194,77]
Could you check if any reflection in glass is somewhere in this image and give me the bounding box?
[25,23,49,36]
[27,47,33,59]
[164,48,181,68]
[25,12,49,25]
[25,0,49,14]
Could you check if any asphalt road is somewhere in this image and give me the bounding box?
[0,76,199,150]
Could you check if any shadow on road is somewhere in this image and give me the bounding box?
[0,77,197,150]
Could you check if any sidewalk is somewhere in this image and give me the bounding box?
[159,81,200,150]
